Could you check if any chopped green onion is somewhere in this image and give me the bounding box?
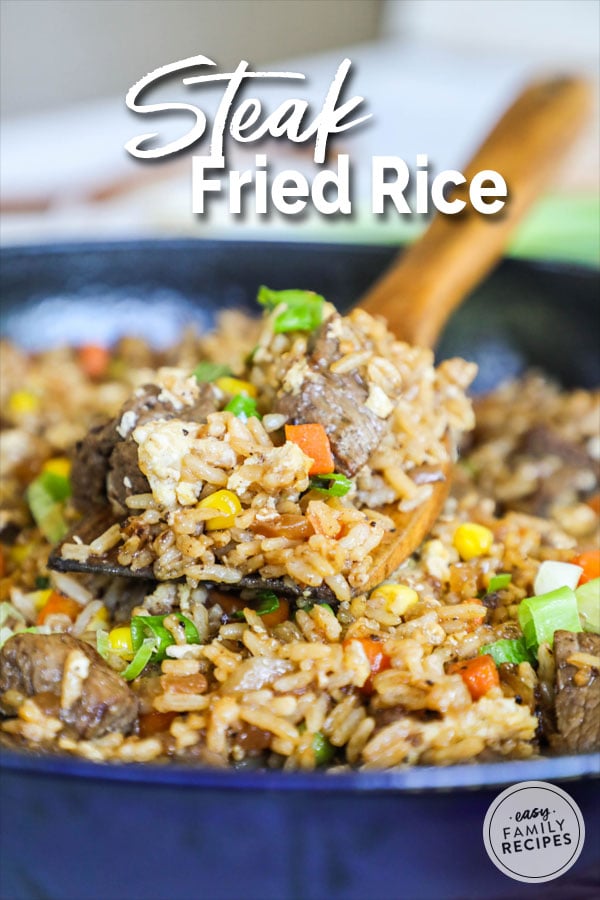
[35,575,50,590]
[479,637,532,666]
[26,470,71,544]
[121,637,156,681]
[518,586,582,650]
[38,470,71,502]
[0,626,14,649]
[312,731,335,766]
[224,394,261,421]
[257,286,324,333]
[130,614,200,662]
[575,577,600,633]
[96,628,110,660]
[193,361,232,383]
[0,602,26,628]
[255,592,279,615]
[308,473,352,497]
[233,592,280,621]
[488,573,512,593]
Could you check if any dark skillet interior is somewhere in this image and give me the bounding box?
[1,240,599,392]
[0,240,598,792]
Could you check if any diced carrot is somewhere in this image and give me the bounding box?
[36,591,81,625]
[447,654,500,700]
[208,589,246,617]
[585,493,600,515]
[572,549,600,585]
[343,635,392,695]
[284,423,335,475]
[138,710,177,738]
[77,344,110,379]
[261,598,290,628]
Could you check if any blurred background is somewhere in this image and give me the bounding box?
[1,0,598,262]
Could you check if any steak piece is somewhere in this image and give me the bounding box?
[71,418,117,510]
[552,629,600,754]
[273,316,387,476]
[514,425,596,517]
[521,425,591,468]
[107,439,152,510]
[0,632,138,739]
[72,381,217,514]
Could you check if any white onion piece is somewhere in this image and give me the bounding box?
[50,572,93,605]
[534,560,583,596]
[72,600,104,636]
[222,657,294,693]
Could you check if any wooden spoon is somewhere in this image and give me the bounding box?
[48,77,590,599]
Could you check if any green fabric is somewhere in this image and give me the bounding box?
[507,194,599,267]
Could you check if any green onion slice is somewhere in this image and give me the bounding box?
[193,361,232,383]
[255,592,279,616]
[0,602,26,628]
[130,614,200,662]
[0,626,14,649]
[479,637,532,666]
[518,586,582,650]
[224,394,261,421]
[309,473,352,497]
[26,470,72,544]
[96,629,110,660]
[575,577,600,633]
[121,637,156,681]
[257,286,324,334]
[233,592,280,621]
[488,573,512,593]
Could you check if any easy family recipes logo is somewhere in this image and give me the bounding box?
[124,55,507,217]
[483,781,586,884]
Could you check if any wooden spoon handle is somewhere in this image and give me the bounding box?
[360,77,591,348]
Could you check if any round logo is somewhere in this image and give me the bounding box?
[483,780,585,883]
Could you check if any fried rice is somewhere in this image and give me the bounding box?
[0,299,598,771]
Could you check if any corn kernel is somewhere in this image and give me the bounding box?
[453,522,494,561]
[370,584,419,616]
[215,376,257,398]
[8,390,39,416]
[108,625,134,659]
[42,457,72,479]
[31,588,53,611]
[198,489,242,530]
